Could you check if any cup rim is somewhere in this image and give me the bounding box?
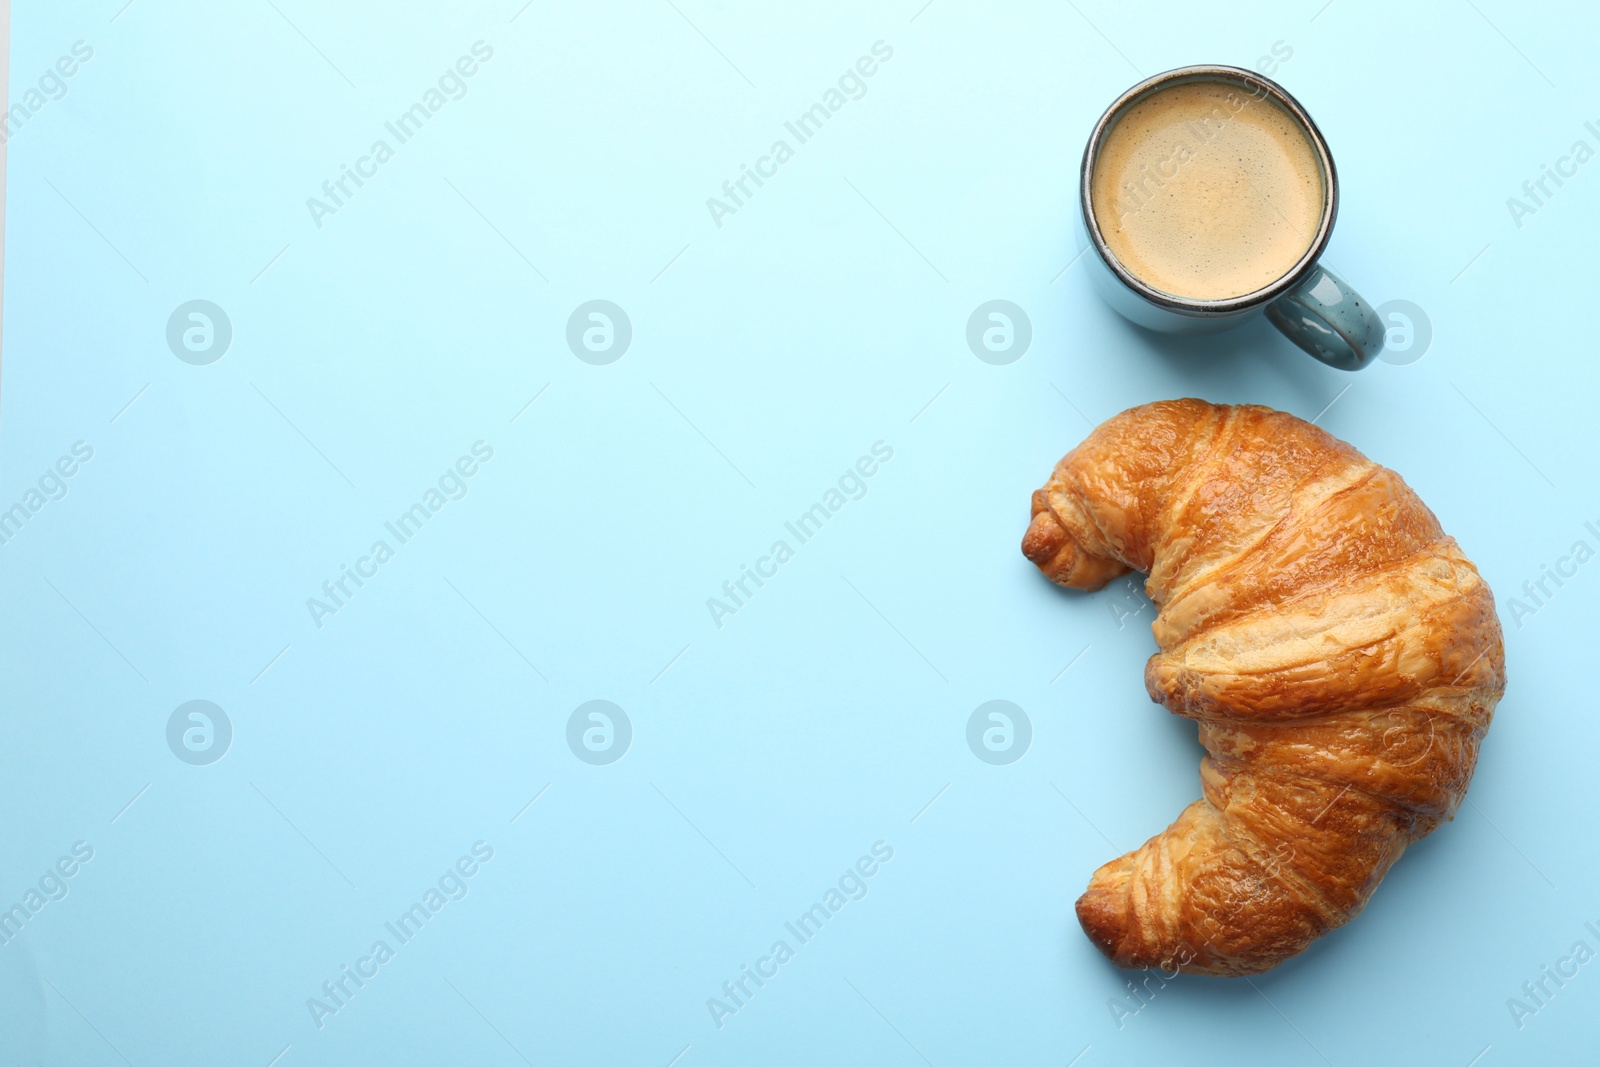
[1079,64,1339,315]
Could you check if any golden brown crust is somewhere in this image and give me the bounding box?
[1024,400,1505,976]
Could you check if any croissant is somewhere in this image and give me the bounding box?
[1021,399,1505,976]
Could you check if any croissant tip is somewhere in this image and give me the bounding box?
[1074,889,1131,965]
[1021,509,1068,567]
[1077,890,1233,976]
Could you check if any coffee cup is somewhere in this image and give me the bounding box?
[1078,65,1384,371]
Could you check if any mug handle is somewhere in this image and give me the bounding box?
[1263,265,1386,371]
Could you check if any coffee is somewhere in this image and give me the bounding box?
[1090,79,1324,301]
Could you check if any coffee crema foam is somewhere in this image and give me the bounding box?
[1091,80,1324,301]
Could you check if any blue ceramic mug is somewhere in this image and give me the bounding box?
[1078,65,1385,371]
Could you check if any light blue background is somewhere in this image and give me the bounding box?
[2,1,1597,1064]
